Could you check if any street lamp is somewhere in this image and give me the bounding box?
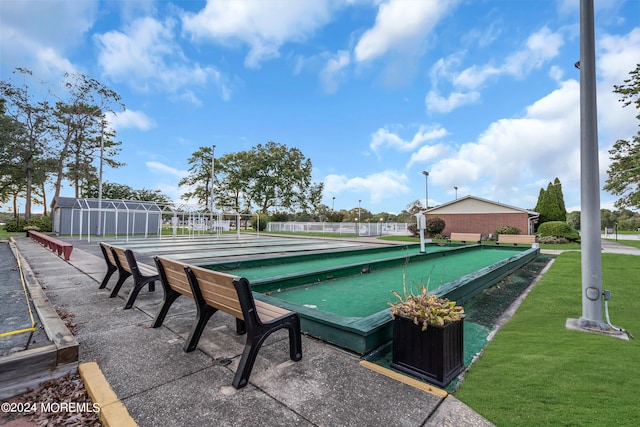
[454,186,458,199]
[422,171,429,209]
[332,196,335,211]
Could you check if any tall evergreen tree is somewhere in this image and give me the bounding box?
[534,178,567,224]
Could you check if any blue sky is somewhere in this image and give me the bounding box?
[1,0,639,214]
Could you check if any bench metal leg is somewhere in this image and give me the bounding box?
[124,279,157,310]
[232,313,303,389]
[288,315,303,362]
[185,304,217,352]
[99,265,117,289]
[152,288,181,328]
[110,272,131,298]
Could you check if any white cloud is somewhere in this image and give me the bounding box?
[181,0,335,68]
[0,0,96,77]
[319,50,351,94]
[407,143,451,168]
[369,125,448,154]
[146,161,189,180]
[426,89,480,113]
[597,28,640,86]
[95,17,230,101]
[354,0,459,62]
[455,26,564,90]
[430,26,565,113]
[324,170,410,203]
[108,110,155,131]
[429,79,581,204]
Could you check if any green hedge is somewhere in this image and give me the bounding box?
[537,221,580,242]
[4,216,53,232]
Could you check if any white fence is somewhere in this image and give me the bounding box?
[266,221,410,237]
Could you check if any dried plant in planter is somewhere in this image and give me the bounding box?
[389,285,464,331]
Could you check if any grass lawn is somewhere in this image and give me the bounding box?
[455,252,640,426]
[0,230,22,239]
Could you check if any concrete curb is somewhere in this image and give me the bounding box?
[79,362,137,427]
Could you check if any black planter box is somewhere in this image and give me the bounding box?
[391,315,464,387]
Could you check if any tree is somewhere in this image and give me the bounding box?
[180,142,324,214]
[0,68,53,218]
[604,64,640,210]
[179,146,216,207]
[548,177,566,222]
[1,69,125,216]
[244,142,323,213]
[51,72,125,205]
[215,150,252,212]
[566,211,581,230]
[534,178,566,225]
[0,98,25,213]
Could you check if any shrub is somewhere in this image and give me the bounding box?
[407,224,419,237]
[537,221,580,242]
[27,216,52,232]
[494,226,520,236]
[4,216,52,232]
[537,235,569,244]
[3,219,22,232]
[250,214,268,231]
[425,217,446,237]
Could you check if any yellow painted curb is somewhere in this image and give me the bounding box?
[359,360,448,398]
[79,362,138,427]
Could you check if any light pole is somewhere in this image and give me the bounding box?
[358,199,361,236]
[567,0,624,337]
[454,186,458,200]
[97,119,104,237]
[422,171,429,209]
[332,196,335,211]
[210,145,216,233]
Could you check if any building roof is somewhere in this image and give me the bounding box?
[425,195,539,217]
[52,196,162,212]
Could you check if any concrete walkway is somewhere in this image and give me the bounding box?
[10,236,495,427]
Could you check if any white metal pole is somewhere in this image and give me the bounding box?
[210,145,216,233]
[97,120,104,237]
[576,0,608,331]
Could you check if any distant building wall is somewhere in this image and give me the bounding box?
[51,197,162,236]
[427,212,530,238]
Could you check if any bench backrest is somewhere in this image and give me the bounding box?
[450,232,481,241]
[185,264,244,321]
[498,234,536,244]
[100,243,117,266]
[155,257,193,298]
[111,246,134,274]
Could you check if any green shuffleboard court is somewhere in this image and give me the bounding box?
[204,244,540,354]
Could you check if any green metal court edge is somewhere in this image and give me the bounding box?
[201,244,540,355]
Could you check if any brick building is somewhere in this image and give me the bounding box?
[425,195,539,239]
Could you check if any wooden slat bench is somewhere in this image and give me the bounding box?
[497,234,536,245]
[26,230,73,260]
[109,245,159,309]
[448,232,482,244]
[98,242,118,289]
[154,256,302,389]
